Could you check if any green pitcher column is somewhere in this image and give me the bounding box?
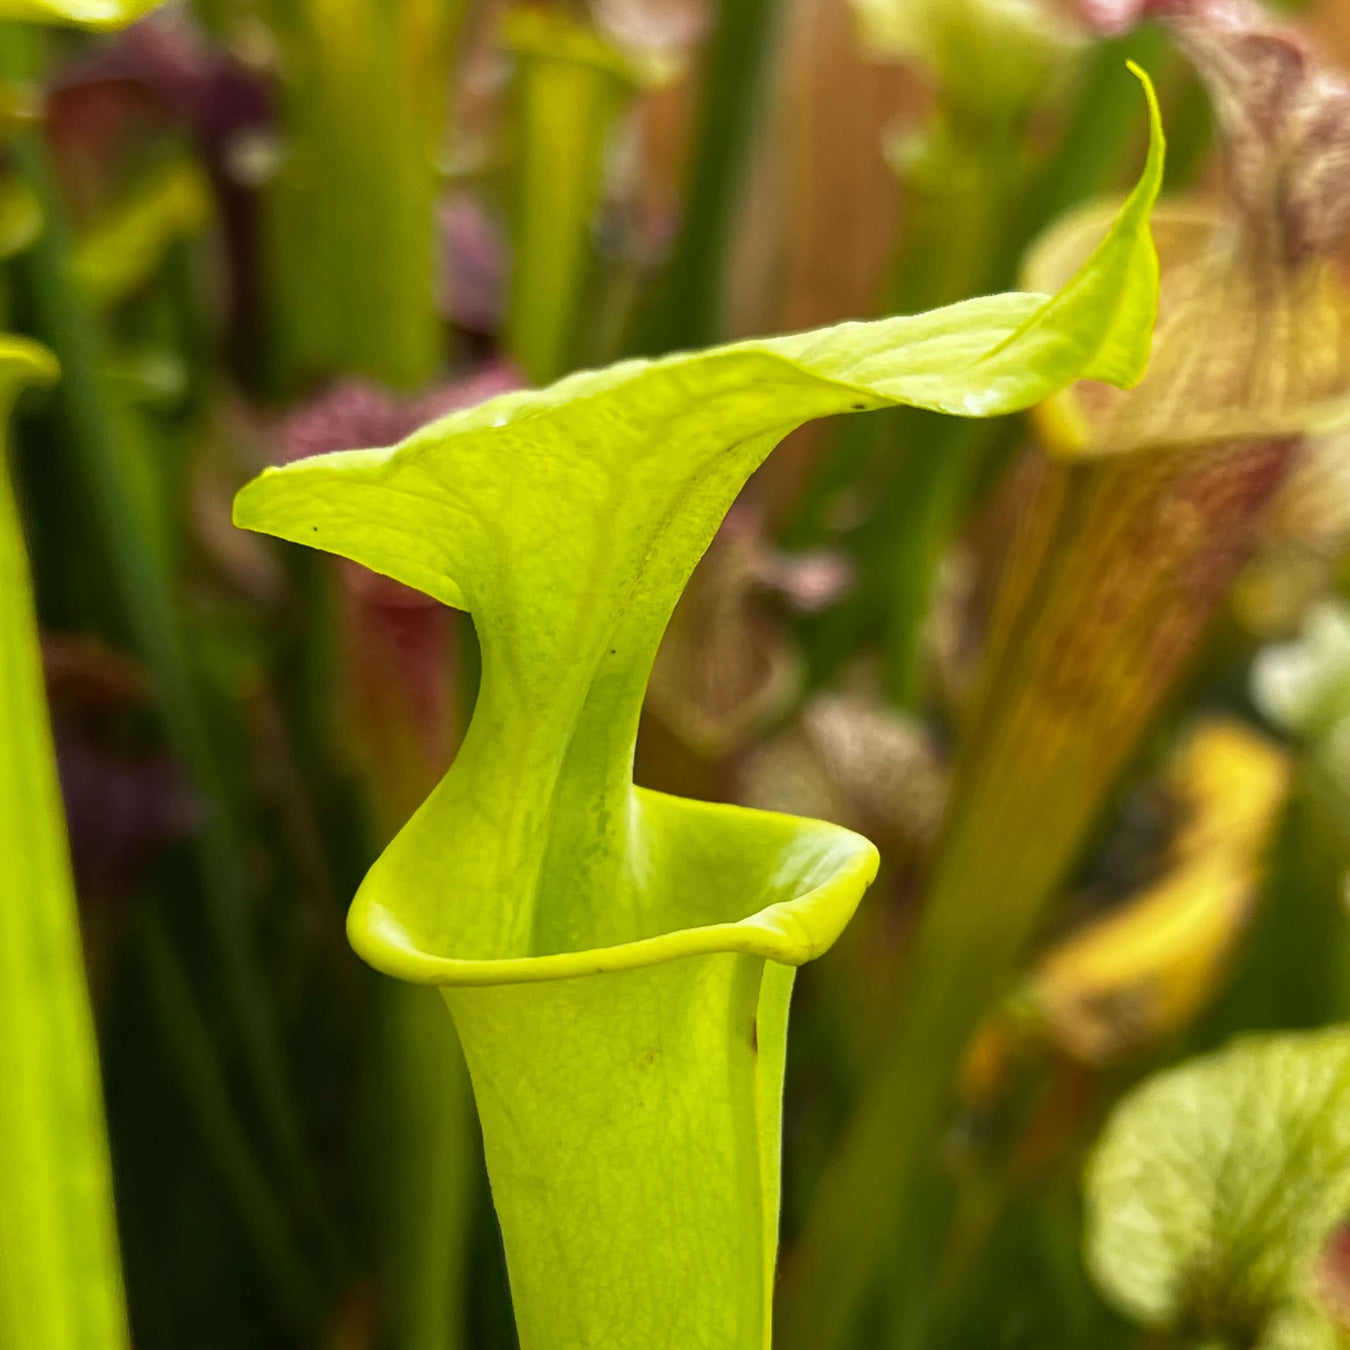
[234,73,1162,1348]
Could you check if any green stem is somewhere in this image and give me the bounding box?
[624,0,780,355]
[374,984,477,1350]
[264,0,461,390]
[865,130,1020,704]
[137,910,325,1336]
[823,127,1018,706]
[504,9,639,385]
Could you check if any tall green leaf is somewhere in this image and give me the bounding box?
[0,336,132,1350]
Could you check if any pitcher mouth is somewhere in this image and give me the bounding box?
[347,786,880,988]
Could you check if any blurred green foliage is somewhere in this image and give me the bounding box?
[4,0,1350,1347]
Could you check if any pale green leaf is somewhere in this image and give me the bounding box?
[234,69,1162,1350]
[1086,1028,1350,1346]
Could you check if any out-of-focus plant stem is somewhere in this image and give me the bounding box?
[1,38,327,1264]
[624,0,779,355]
[364,738,475,1350]
[781,437,1296,1350]
[504,8,640,384]
[1185,764,1350,1042]
[1208,605,1350,1036]
[266,0,461,391]
[137,908,325,1336]
[868,122,1023,707]
[374,982,475,1350]
[878,418,1000,708]
[0,337,130,1350]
